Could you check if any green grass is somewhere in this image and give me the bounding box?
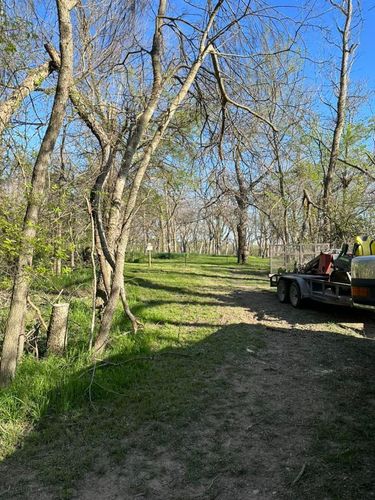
[0,255,269,496]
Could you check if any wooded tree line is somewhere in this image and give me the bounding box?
[0,0,374,385]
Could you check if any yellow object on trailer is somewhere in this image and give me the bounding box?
[353,236,375,256]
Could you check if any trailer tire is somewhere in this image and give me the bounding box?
[289,281,303,308]
[277,279,290,303]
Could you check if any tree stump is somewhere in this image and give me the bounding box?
[47,303,69,356]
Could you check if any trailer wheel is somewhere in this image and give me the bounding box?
[277,279,289,303]
[289,281,303,308]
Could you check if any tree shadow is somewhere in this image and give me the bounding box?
[127,276,228,301]
[227,287,375,337]
[150,269,269,282]
[125,273,375,338]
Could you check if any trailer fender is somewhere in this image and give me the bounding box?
[281,276,311,299]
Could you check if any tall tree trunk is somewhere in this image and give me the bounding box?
[322,0,354,241]
[54,222,63,275]
[237,211,248,264]
[69,221,75,268]
[165,188,172,254]
[0,0,74,387]
[105,0,167,251]
[48,45,139,328]
[160,215,166,252]
[273,132,289,245]
[234,148,249,264]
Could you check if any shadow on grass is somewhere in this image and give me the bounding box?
[226,287,375,335]
[127,277,226,301]
[118,275,375,337]
[148,268,269,282]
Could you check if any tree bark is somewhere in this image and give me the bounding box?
[0,0,74,387]
[46,30,140,331]
[272,131,289,244]
[47,303,69,355]
[234,149,249,264]
[237,215,248,264]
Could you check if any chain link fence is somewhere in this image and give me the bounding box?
[269,243,339,274]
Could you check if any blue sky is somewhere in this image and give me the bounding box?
[355,0,375,88]
[262,0,375,116]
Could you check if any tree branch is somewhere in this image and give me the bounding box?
[210,51,278,132]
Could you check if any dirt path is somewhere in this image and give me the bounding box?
[71,283,375,500]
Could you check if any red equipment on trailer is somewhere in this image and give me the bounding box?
[270,242,375,310]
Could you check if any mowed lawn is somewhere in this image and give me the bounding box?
[0,255,374,500]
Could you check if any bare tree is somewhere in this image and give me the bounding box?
[322,0,356,239]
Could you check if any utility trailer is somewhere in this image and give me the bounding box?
[269,245,375,311]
